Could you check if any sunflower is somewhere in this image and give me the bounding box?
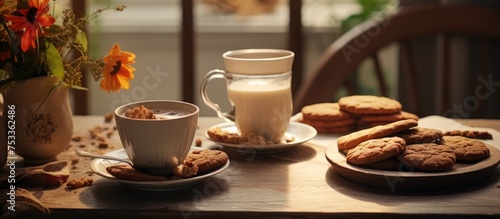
[4,0,55,52]
[100,43,135,93]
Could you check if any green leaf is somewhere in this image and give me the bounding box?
[45,42,64,80]
[75,30,88,52]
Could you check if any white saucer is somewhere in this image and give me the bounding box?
[205,122,317,153]
[90,149,229,191]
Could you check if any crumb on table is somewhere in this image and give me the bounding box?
[66,178,93,189]
[195,138,203,147]
[104,112,114,123]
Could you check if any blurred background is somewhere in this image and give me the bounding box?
[71,0,499,118]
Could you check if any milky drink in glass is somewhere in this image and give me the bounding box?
[201,49,294,143]
[227,74,292,143]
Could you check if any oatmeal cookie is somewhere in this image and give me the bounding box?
[299,117,356,128]
[356,120,392,129]
[106,164,168,181]
[441,136,490,162]
[359,111,419,122]
[301,103,355,121]
[443,130,493,140]
[183,150,229,174]
[393,127,443,145]
[313,125,357,134]
[338,95,402,115]
[361,157,402,170]
[402,143,456,172]
[173,160,199,178]
[207,127,245,144]
[346,137,406,165]
[337,119,418,150]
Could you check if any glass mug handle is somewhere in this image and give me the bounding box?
[200,69,235,121]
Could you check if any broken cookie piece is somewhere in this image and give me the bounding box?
[66,178,93,189]
[444,130,493,139]
[173,161,199,178]
[125,105,157,119]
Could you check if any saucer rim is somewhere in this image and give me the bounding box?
[204,121,317,151]
[90,148,230,191]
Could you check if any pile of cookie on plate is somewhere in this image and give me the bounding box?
[315,95,493,172]
[299,95,419,134]
[337,118,492,172]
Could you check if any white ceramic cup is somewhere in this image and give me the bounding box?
[201,49,294,143]
[114,100,199,176]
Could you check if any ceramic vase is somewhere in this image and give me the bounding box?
[1,76,73,165]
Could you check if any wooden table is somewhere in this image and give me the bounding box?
[34,116,500,218]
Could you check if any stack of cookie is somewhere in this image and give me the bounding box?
[337,119,491,172]
[300,103,357,134]
[337,95,419,129]
[299,95,419,133]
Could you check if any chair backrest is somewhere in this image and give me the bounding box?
[293,4,500,118]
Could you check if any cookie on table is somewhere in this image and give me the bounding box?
[338,95,402,115]
[106,164,168,181]
[359,111,419,122]
[183,150,229,174]
[393,127,443,145]
[346,137,406,165]
[301,103,355,121]
[443,130,493,140]
[401,143,456,172]
[337,119,418,150]
[441,136,490,162]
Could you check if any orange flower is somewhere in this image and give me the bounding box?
[100,43,135,92]
[4,0,55,52]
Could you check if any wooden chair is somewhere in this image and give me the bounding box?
[293,4,500,118]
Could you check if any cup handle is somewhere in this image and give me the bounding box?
[200,69,235,122]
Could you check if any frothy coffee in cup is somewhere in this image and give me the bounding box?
[152,109,190,119]
[115,100,199,176]
[125,105,190,120]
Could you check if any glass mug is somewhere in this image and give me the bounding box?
[201,49,294,143]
